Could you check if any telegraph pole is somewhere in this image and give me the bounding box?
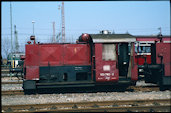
[10,2,13,53]
[57,5,60,42]
[61,1,65,43]
[158,27,162,35]
[14,25,19,52]
[52,22,56,42]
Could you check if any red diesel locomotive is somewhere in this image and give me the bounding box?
[22,32,138,94]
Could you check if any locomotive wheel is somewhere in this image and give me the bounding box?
[24,89,36,95]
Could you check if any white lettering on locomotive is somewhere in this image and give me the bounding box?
[103,65,110,71]
[100,73,114,76]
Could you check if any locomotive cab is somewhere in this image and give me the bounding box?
[89,33,138,85]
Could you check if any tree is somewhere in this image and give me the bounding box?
[1,37,11,59]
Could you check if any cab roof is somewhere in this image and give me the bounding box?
[90,33,136,43]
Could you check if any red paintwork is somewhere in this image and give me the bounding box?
[94,44,119,82]
[25,45,39,66]
[136,36,170,42]
[136,36,170,77]
[135,36,170,65]
[81,33,90,42]
[64,44,90,65]
[156,42,171,76]
[94,43,138,82]
[135,55,151,65]
[25,44,39,80]
[131,43,138,81]
[39,44,63,66]
[25,43,91,80]
[26,66,39,80]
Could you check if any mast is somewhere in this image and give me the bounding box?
[14,25,19,52]
[10,2,13,53]
[61,1,65,43]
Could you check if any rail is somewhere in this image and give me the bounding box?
[2,81,23,84]
[2,99,170,112]
[2,90,24,95]
[128,86,159,92]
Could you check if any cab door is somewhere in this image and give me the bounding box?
[95,43,119,82]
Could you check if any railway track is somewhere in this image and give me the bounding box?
[2,81,23,84]
[1,90,24,95]
[1,74,23,78]
[127,85,160,92]
[2,99,170,112]
[1,85,161,96]
[1,67,10,74]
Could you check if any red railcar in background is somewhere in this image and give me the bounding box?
[136,35,171,90]
[135,35,170,65]
[135,35,170,76]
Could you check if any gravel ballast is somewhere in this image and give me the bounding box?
[1,79,171,105]
[2,84,23,91]
[2,90,171,105]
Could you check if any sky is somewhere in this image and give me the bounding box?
[1,1,170,58]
